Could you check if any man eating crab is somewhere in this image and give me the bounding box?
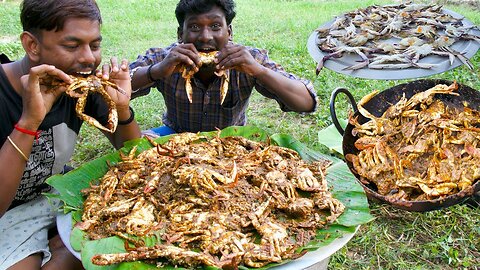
[0,0,140,269]
[128,0,317,137]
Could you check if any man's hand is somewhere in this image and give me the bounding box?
[216,43,315,112]
[158,43,201,77]
[19,64,72,130]
[216,43,264,76]
[96,57,141,147]
[97,57,132,111]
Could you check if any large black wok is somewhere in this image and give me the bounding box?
[330,79,480,212]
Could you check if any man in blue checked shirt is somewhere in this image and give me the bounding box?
[129,0,317,137]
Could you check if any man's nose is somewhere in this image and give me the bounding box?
[78,45,96,64]
[198,28,213,42]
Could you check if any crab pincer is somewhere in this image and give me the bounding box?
[180,51,229,104]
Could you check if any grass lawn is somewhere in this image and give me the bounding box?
[1,0,479,269]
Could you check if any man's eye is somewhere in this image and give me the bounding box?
[211,24,221,30]
[91,43,101,51]
[63,45,78,50]
[189,25,200,31]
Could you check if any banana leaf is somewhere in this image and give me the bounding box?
[317,120,347,156]
[46,125,374,270]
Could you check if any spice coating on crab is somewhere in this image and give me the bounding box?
[181,51,230,104]
[79,132,343,268]
[347,81,480,201]
[41,75,121,133]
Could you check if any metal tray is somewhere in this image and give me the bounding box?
[307,8,480,80]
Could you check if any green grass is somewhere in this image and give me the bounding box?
[1,0,479,269]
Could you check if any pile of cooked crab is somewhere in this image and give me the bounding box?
[76,132,344,268]
[346,81,480,201]
[315,2,480,74]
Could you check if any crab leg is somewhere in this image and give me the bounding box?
[182,69,194,103]
[75,90,118,133]
[103,80,128,96]
[215,69,230,104]
[91,244,217,267]
[439,46,474,70]
[343,49,370,70]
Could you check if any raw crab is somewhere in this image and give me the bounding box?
[41,75,124,133]
[181,51,230,104]
[315,2,477,73]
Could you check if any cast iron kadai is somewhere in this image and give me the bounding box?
[329,79,480,212]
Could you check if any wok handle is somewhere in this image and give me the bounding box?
[329,87,358,135]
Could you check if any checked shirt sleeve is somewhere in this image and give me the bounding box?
[249,48,317,112]
[129,45,173,99]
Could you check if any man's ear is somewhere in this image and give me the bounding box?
[177,27,183,43]
[20,31,40,62]
[228,24,233,41]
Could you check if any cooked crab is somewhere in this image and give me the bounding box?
[348,82,480,201]
[40,75,123,133]
[181,51,230,104]
[79,133,342,268]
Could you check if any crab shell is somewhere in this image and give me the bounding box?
[181,51,229,104]
[67,76,119,133]
[41,75,120,133]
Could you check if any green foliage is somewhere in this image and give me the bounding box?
[3,0,480,268]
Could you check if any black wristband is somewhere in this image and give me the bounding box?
[118,106,135,125]
[147,64,156,82]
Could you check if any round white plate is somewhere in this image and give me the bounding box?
[307,8,480,80]
[57,213,81,259]
[57,213,357,269]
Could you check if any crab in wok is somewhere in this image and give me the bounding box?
[346,81,480,201]
[40,74,125,133]
[181,51,230,104]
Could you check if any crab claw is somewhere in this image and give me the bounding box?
[185,78,194,103]
[75,92,118,133]
[315,60,324,76]
[343,49,370,71]
[316,52,343,75]
[182,69,194,103]
[215,69,230,104]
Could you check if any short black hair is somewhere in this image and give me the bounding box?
[21,0,102,36]
[175,0,236,27]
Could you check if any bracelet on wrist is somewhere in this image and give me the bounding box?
[7,136,29,162]
[118,106,135,125]
[147,64,156,83]
[14,123,41,142]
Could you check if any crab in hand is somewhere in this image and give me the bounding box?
[40,74,126,133]
[180,51,230,104]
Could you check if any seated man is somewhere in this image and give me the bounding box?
[129,0,316,136]
[0,0,140,269]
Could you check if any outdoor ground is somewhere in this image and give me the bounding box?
[1,0,479,269]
